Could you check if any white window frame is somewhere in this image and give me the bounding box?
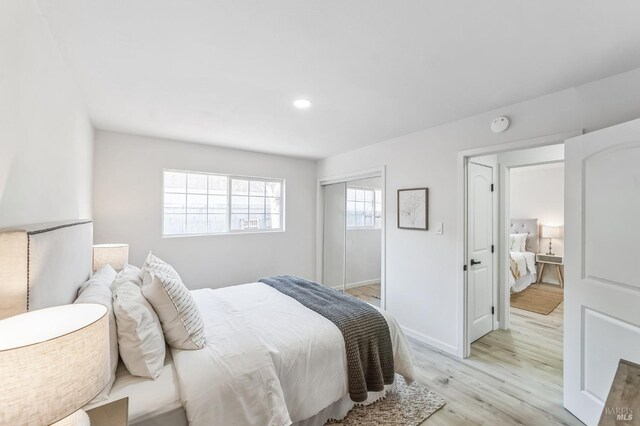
[346,185,382,230]
[162,169,286,237]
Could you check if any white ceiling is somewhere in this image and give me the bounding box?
[37,0,640,159]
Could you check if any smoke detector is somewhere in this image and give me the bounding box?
[490,116,510,134]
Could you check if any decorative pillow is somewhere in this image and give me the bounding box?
[141,253,206,350]
[74,265,118,402]
[112,265,166,379]
[509,233,528,252]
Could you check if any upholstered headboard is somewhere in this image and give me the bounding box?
[509,218,539,253]
[0,220,93,319]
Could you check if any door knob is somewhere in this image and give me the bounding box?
[470,259,481,266]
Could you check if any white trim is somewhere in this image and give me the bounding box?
[401,326,458,356]
[332,279,381,290]
[317,166,387,309]
[457,130,582,359]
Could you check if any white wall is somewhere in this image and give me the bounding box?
[345,177,382,286]
[323,182,346,288]
[510,162,564,284]
[317,68,640,355]
[93,131,316,289]
[0,0,93,227]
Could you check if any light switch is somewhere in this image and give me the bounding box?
[436,222,443,235]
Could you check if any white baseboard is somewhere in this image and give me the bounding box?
[400,325,458,357]
[331,279,380,290]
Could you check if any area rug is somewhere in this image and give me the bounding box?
[511,283,563,315]
[326,375,446,425]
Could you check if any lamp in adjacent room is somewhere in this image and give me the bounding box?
[541,225,561,255]
[0,303,109,425]
[93,243,129,271]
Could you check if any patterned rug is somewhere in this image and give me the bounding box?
[326,375,446,425]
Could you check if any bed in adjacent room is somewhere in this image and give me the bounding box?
[0,220,417,426]
[509,218,539,293]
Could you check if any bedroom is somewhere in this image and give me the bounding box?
[1,1,640,426]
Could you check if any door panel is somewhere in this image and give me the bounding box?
[468,162,494,343]
[323,183,346,289]
[564,119,640,425]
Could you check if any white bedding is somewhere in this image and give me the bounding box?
[170,283,416,426]
[84,350,183,424]
[510,251,537,292]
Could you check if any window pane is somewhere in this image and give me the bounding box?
[356,201,364,213]
[164,193,186,214]
[375,190,382,203]
[207,214,228,233]
[355,189,364,202]
[208,175,228,195]
[231,179,249,195]
[364,190,373,202]
[187,194,207,214]
[186,214,207,233]
[266,181,281,197]
[164,214,185,235]
[230,214,248,230]
[164,171,186,192]
[266,214,281,229]
[250,180,265,195]
[346,201,356,214]
[231,196,249,212]
[364,215,373,227]
[187,173,207,194]
[266,197,281,214]
[347,188,356,201]
[208,195,227,214]
[347,214,355,227]
[364,202,373,214]
[374,217,382,228]
[375,202,382,214]
[249,214,264,229]
[250,196,266,214]
[356,214,365,227]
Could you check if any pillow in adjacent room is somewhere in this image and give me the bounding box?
[509,233,528,252]
[141,252,206,350]
[112,265,166,379]
[74,265,118,402]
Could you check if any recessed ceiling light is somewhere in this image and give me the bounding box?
[293,99,312,109]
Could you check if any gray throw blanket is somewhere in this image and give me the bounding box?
[259,275,394,403]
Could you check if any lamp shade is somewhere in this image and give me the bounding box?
[93,243,129,271]
[0,304,109,425]
[541,226,561,239]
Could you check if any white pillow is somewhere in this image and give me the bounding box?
[141,253,206,350]
[509,233,528,252]
[112,265,166,379]
[74,265,118,402]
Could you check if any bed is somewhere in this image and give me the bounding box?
[0,220,416,426]
[509,218,539,293]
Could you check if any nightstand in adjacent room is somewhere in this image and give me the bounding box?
[86,397,128,426]
[536,254,564,287]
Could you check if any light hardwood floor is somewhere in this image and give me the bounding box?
[345,283,381,307]
[415,302,583,425]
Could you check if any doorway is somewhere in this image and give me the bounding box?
[319,168,385,308]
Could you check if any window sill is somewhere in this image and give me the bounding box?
[162,229,285,239]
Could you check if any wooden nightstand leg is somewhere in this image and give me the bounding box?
[557,265,564,288]
[537,263,545,283]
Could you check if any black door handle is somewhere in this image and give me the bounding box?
[470,259,481,266]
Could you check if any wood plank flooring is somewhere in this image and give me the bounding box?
[414,302,583,425]
[345,283,381,307]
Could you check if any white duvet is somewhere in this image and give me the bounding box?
[170,283,416,426]
[509,251,537,292]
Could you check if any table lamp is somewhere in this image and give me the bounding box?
[0,304,109,425]
[93,243,129,272]
[541,225,561,255]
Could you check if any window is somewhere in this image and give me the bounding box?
[163,170,284,236]
[346,186,382,229]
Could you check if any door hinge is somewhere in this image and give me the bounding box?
[491,306,495,315]
[463,265,468,271]
[491,244,495,253]
[491,183,494,192]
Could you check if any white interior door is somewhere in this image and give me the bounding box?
[564,119,640,425]
[323,183,346,289]
[468,162,494,343]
